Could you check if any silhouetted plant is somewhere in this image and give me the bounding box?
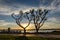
[11,9,48,34]
[29,9,48,33]
[11,10,32,34]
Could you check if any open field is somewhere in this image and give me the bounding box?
[0,34,60,40]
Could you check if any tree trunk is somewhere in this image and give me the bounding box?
[24,28,26,34]
[36,29,39,33]
[35,26,39,33]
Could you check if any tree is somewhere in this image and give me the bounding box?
[29,9,48,33]
[11,10,32,34]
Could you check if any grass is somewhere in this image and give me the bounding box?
[0,34,60,40]
[0,35,15,40]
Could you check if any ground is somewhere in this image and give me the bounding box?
[0,34,60,40]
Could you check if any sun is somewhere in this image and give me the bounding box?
[21,23,28,28]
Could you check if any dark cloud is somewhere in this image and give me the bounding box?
[39,0,53,6]
[0,0,40,7]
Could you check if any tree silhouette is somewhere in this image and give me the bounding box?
[11,9,48,34]
[11,10,32,34]
[29,9,48,33]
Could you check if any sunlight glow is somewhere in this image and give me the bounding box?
[21,23,29,28]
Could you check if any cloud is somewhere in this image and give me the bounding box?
[39,0,60,23]
[0,19,34,29]
[47,17,57,22]
[39,0,60,12]
[47,17,60,23]
[0,20,20,29]
[0,0,60,29]
[0,2,38,15]
[40,22,60,29]
[0,20,16,26]
[0,0,39,10]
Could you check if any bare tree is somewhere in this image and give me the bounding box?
[11,10,31,34]
[30,9,48,33]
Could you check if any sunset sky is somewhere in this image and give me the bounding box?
[0,0,60,29]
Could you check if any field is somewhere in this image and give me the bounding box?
[0,34,60,40]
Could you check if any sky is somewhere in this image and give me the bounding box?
[0,0,60,29]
